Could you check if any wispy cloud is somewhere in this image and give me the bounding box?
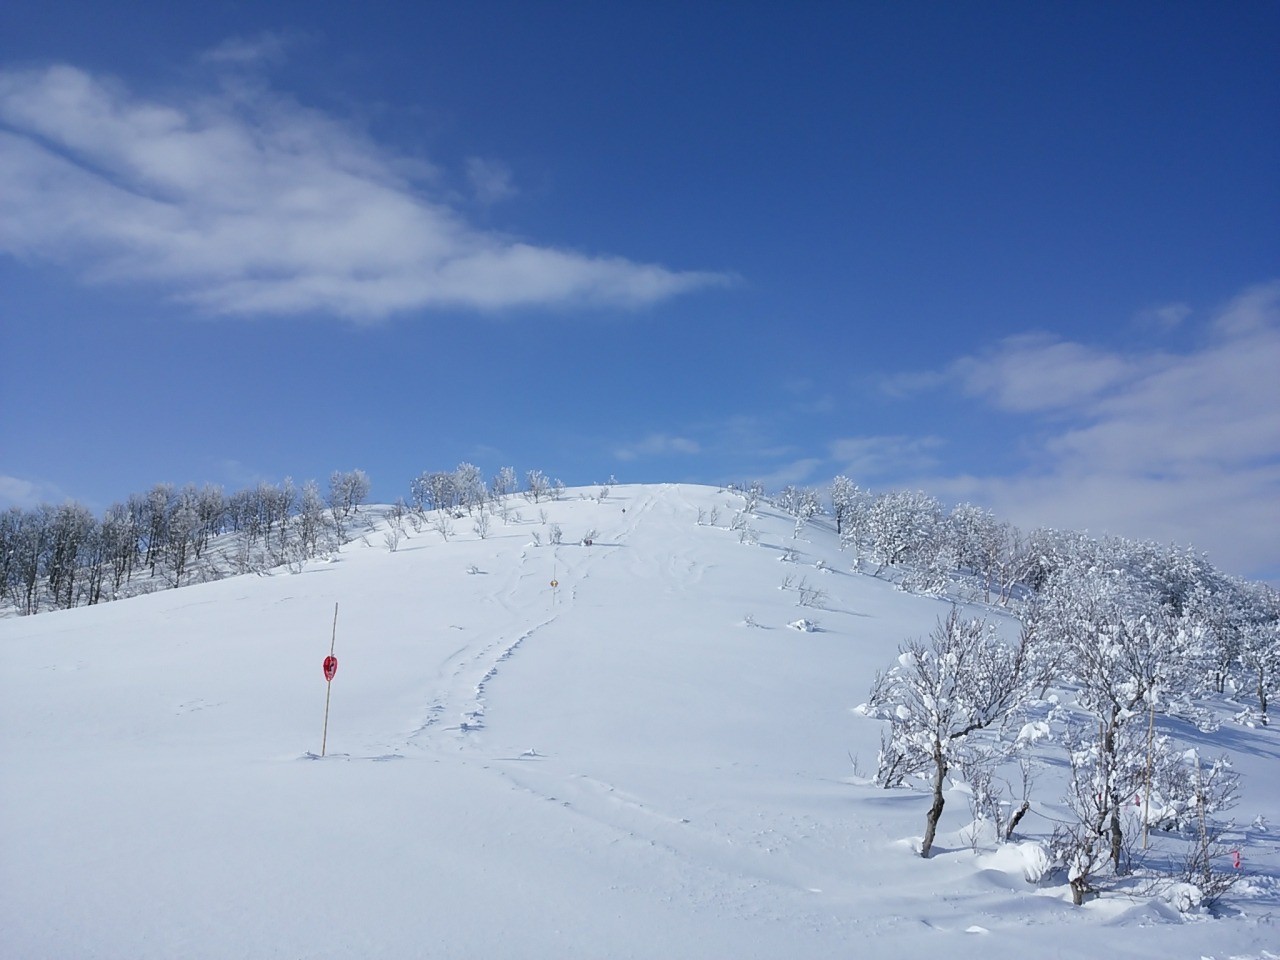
[200,32,292,67]
[748,457,826,491]
[1134,301,1192,331]
[828,434,944,480]
[0,64,730,321]
[0,474,68,509]
[897,281,1280,579]
[212,459,272,490]
[466,157,517,205]
[613,433,702,462]
[948,333,1135,413]
[781,376,834,414]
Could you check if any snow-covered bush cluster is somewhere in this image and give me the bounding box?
[0,471,371,611]
[1,462,576,614]
[719,474,1275,909]
[858,528,1275,908]
[728,474,1278,731]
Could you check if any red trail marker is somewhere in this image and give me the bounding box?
[320,603,339,756]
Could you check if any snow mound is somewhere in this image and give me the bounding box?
[976,840,1052,884]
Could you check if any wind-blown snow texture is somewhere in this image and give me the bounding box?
[2,484,1277,959]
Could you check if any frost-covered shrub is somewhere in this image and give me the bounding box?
[867,609,1036,857]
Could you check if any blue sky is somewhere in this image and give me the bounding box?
[1,1,1277,581]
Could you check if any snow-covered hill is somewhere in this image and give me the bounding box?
[2,484,1277,959]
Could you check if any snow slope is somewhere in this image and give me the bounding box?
[2,484,1277,959]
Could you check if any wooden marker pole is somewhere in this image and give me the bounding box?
[1142,696,1155,849]
[321,602,339,757]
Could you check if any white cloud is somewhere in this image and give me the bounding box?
[915,281,1280,580]
[200,33,292,66]
[780,377,834,414]
[613,434,702,462]
[466,157,517,205]
[948,333,1134,413]
[1135,301,1192,331]
[748,457,826,491]
[0,64,729,321]
[0,475,65,508]
[878,368,947,398]
[829,434,944,480]
[213,459,271,489]
[1046,317,1279,477]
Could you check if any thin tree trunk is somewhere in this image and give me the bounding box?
[1004,801,1030,840]
[921,751,947,858]
[1109,802,1124,871]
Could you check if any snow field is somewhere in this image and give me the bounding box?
[2,484,1277,959]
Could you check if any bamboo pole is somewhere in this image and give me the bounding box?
[1142,696,1155,849]
[321,602,338,757]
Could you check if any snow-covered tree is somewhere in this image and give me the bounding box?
[453,463,486,515]
[328,469,370,520]
[1053,720,1240,906]
[1052,722,1148,905]
[44,502,96,608]
[266,478,297,558]
[524,470,551,503]
[8,506,48,614]
[1120,539,1220,618]
[868,608,1035,857]
[785,487,822,538]
[431,510,453,541]
[294,480,333,558]
[1033,561,1209,869]
[412,471,458,514]
[835,485,875,563]
[1021,527,1098,595]
[1187,577,1249,695]
[141,483,175,575]
[1235,581,1280,724]
[97,501,139,600]
[867,489,944,574]
[0,507,19,607]
[490,466,517,499]
[829,475,861,537]
[946,503,1007,603]
[160,489,201,587]
[777,486,821,525]
[189,484,226,560]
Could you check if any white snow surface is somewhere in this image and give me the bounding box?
[2,484,1277,959]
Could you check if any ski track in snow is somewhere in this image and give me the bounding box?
[402,487,659,748]
[491,762,856,907]
[407,486,870,915]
